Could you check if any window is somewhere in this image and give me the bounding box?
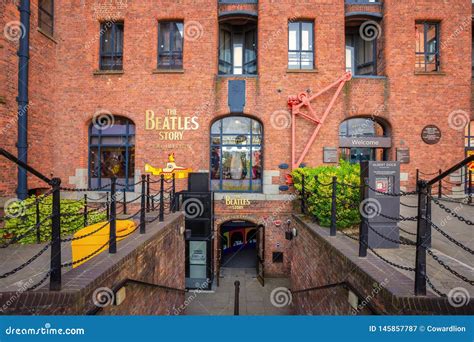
[211,116,263,192]
[100,22,124,71]
[346,32,377,75]
[89,116,135,191]
[38,0,54,36]
[415,22,440,72]
[158,21,184,70]
[288,21,314,70]
[219,22,257,75]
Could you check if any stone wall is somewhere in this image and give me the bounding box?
[0,213,186,315]
[289,214,472,315]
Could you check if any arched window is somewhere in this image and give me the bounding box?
[211,116,263,192]
[339,117,390,163]
[89,116,135,190]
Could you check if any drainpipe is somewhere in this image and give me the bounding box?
[16,0,30,200]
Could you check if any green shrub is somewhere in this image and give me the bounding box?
[3,195,107,244]
[292,160,361,229]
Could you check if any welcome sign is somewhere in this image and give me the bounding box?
[145,109,200,140]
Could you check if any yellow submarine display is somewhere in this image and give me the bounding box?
[144,153,192,179]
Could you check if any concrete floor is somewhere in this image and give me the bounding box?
[221,249,257,268]
[185,267,292,316]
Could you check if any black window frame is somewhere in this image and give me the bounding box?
[288,20,315,70]
[99,22,124,71]
[38,0,54,36]
[415,21,440,73]
[158,21,184,70]
[88,116,135,191]
[218,23,258,76]
[210,116,264,193]
[346,32,377,76]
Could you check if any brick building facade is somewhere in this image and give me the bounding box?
[0,0,472,284]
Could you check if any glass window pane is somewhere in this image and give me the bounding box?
[300,52,314,69]
[288,22,299,51]
[288,51,300,69]
[301,22,313,51]
[251,147,263,192]
[222,117,251,134]
[221,135,251,145]
[100,146,127,178]
[221,147,251,191]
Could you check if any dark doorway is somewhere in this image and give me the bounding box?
[219,220,257,269]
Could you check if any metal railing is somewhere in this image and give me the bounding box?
[298,156,474,297]
[0,148,178,292]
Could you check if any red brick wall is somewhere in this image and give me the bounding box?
[0,0,56,197]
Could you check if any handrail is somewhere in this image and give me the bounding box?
[87,278,187,315]
[427,155,474,186]
[291,281,381,315]
[0,148,52,185]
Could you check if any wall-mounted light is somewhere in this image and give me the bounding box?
[285,219,297,240]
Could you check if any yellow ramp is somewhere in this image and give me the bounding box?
[71,220,136,268]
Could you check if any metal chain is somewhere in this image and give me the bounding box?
[378,212,418,222]
[0,243,51,279]
[425,275,447,297]
[120,209,142,220]
[400,201,418,208]
[340,231,359,242]
[429,220,474,255]
[431,198,474,226]
[0,215,53,248]
[61,220,111,242]
[27,270,52,291]
[365,183,418,197]
[60,184,111,192]
[426,249,474,285]
[61,240,110,268]
[398,226,417,236]
[367,222,416,246]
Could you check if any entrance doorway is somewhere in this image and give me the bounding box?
[217,221,265,286]
[220,221,257,268]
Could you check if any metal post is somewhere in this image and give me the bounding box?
[358,181,368,257]
[83,194,88,227]
[301,174,306,214]
[234,280,240,316]
[438,169,442,199]
[109,177,117,254]
[416,169,419,185]
[49,178,62,291]
[146,174,151,213]
[151,195,155,211]
[330,176,337,236]
[469,170,472,205]
[159,175,164,222]
[171,173,176,212]
[140,175,146,234]
[122,188,127,215]
[106,192,110,221]
[414,180,429,296]
[35,198,40,243]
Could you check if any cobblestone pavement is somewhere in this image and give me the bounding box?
[185,267,292,316]
[377,196,473,297]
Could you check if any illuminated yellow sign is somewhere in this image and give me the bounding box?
[225,196,251,210]
[145,109,199,140]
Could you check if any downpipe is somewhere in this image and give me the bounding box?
[16,0,31,200]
